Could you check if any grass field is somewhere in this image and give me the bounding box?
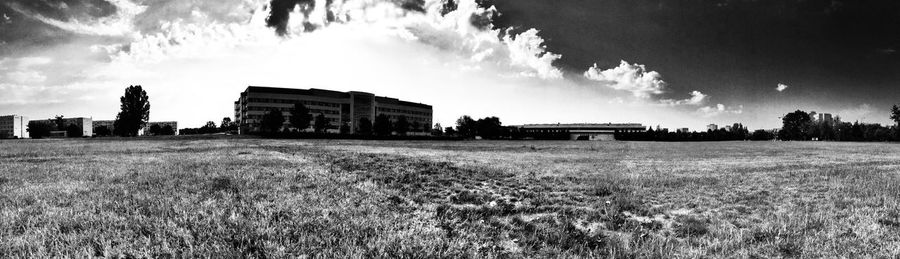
[1,137,900,258]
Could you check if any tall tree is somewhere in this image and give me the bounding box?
[313,113,329,133]
[373,114,392,136]
[261,110,285,133]
[114,85,150,137]
[779,110,811,141]
[290,103,313,131]
[394,116,410,135]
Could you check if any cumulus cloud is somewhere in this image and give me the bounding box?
[660,90,707,106]
[5,71,47,84]
[584,60,666,99]
[697,103,743,117]
[776,83,788,92]
[6,0,146,37]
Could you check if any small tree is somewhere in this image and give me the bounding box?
[432,123,444,136]
[445,127,456,136]
[373,114,392,136]
[221,117,233,130]
[149,124,162,135]
[66,124,83,138]
[358,117,372,135]
[54,115,65,131]
[456,115,477,138]
[161,125,176,135]
[114,85,150,137]
[94,126,112,137]
[339,122,350,135]
[261,110,285,133]
[313,114,329,133]
[27,121,53,139]
[395,116,410,135]
[290,103,313,131]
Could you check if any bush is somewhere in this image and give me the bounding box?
[27,121,53,139]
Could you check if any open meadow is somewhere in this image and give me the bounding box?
[1,137,900,258]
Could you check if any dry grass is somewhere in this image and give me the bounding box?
[1,137,900,257]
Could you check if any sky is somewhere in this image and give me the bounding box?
[0,0,897,130]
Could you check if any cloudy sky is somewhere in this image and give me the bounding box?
[0,0,897,130]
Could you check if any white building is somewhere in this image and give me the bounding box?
[0,115,29,139]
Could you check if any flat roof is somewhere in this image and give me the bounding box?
[515,123,645,129]
[244,86,432,109]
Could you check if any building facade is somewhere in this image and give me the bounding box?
[235,86,432,134]
[0,115,29,139]
[707,124,718,131]
[516,123,646,141]
[142,121,179,135]
[31,117,93,137]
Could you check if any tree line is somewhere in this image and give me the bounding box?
[777,107,900,141]
[615,124,754,141]
[28,85,151,139]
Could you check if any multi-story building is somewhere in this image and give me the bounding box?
[235,86,432,134]
[142,121,179,135]
[0,115,29,139]
[677,128,690,133]
[707,124,718,131]
[818,113,834,124]
[31,117,93,137]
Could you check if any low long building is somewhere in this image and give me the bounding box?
[92,120,179,136]
[31,117,93,137]
[0,115,29,139]
[235,86,432,134]
[516,123,646,141]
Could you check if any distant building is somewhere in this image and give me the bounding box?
[234,86,432,135]
[142,121,178,135]
[0,115,29,139]
[677,128,690,133]
[818,113,833,124]
[724,125,733,132]
[515,123,645,141]
[31,117,92,137]
[92,120,115,135]
[93,120,179,136]
[707,124,718,131]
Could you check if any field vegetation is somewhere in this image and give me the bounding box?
[1,137,899,257]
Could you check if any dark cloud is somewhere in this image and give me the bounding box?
[265,0,316,36]
[489,0,900,105]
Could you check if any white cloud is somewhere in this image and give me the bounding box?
[584,60,666,99]
[837,104,876,122]
[697,104,743,117]
[776,83,789,92]
[5,71,47,84]
[6,0,146,37]
[2,13,10,24]
[660,90,707,106]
